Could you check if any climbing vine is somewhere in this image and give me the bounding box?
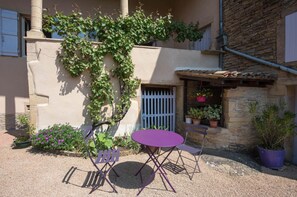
[43,9,202,132]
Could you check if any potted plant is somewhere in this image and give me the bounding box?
[185,115,192,124]
[14,114,35,148]
[188,108,204,125]
[196,88,213,103]
[204,105,222,128]
[249,102,296,169]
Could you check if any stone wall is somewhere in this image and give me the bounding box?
[223,0,297,71]
[184,86,287,152]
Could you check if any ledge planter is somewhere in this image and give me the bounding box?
[185,116,192,124]
[14,138,31,148]
[209,120,218,128]
[192,118,201,125]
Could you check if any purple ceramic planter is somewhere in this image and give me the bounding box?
[258,146,285,169]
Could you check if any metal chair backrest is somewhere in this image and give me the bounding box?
[184,124,208,148]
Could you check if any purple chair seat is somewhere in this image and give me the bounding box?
[95,149,120,164]
[175,125,208,180]
[176,144,202,155]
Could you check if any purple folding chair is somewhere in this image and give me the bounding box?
[175,125,208,180]
[84,130,120,194]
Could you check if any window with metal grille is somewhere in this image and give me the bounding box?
[141,86,176,131]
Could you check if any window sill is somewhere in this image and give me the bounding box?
[183,122,227,134]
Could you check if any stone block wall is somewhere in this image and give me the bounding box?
[223,0,297,71]
[183,86,286,152]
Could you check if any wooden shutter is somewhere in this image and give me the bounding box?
[285,12,297,62]
[194,25,211,51]
[0,9,19,56]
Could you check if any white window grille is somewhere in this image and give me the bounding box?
[141,87,176,131]
[285,12,297,62]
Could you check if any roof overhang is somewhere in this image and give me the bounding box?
[175,69,277,87]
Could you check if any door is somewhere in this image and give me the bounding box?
[141,87,176,131]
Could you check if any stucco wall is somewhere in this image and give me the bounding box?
[26,39,218,135]
[173,0,219,50]
[0,0,220,130]
[0,57,29,130]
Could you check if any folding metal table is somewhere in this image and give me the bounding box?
[132,129,184,195]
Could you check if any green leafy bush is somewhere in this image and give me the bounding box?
[204,105,222,120]
[188,107,204,119]
[113,134,141,153]
[31,124,85,152]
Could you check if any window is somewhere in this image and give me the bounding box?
[285,12,297,62]
[0,8,30,57]
[190,25,211,51]
[0,9,18,56]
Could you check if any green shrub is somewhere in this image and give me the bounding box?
[31,123,85,152]
[114,134,141,153]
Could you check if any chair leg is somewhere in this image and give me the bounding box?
[90,162,118,194]
[108,162,120,177]
[178,151,193,180]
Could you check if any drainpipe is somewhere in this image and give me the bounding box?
[27,0,44,38]
[219,0,297,75]
[224,46,297,75]
[218,0,224,69]
[121,0,129,16]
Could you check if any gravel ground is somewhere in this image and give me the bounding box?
[1,130,297,197]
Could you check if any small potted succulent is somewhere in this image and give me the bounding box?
[196,88,213,103]
[188,107,204,125]
[204,105,222,128]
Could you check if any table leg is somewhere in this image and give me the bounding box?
[137,147,176,196]
[134,147,159,176]
[147,147,167,175]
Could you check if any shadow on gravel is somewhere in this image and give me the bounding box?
[109,161,154,189]
[61,162,157,194]
[202,148,297,180]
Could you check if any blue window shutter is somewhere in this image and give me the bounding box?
[285,12,297,62]
[0,8,19,56]
[193,25,211,51]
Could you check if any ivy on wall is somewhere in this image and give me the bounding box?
[43,9,203,132]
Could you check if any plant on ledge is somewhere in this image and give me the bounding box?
[204,104,222,128]
[43,8,203,134]
[188,107,204,125]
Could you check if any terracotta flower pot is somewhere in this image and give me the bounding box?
[209,120,218,128]
[192,119,201,125]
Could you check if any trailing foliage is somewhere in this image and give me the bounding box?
[249,102,296,150]
[43,9,202,132]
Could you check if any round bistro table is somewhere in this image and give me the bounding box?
[132,129,184,195]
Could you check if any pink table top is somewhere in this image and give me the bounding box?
[132,129,184,148]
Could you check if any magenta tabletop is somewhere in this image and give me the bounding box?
[132,129,184,148]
